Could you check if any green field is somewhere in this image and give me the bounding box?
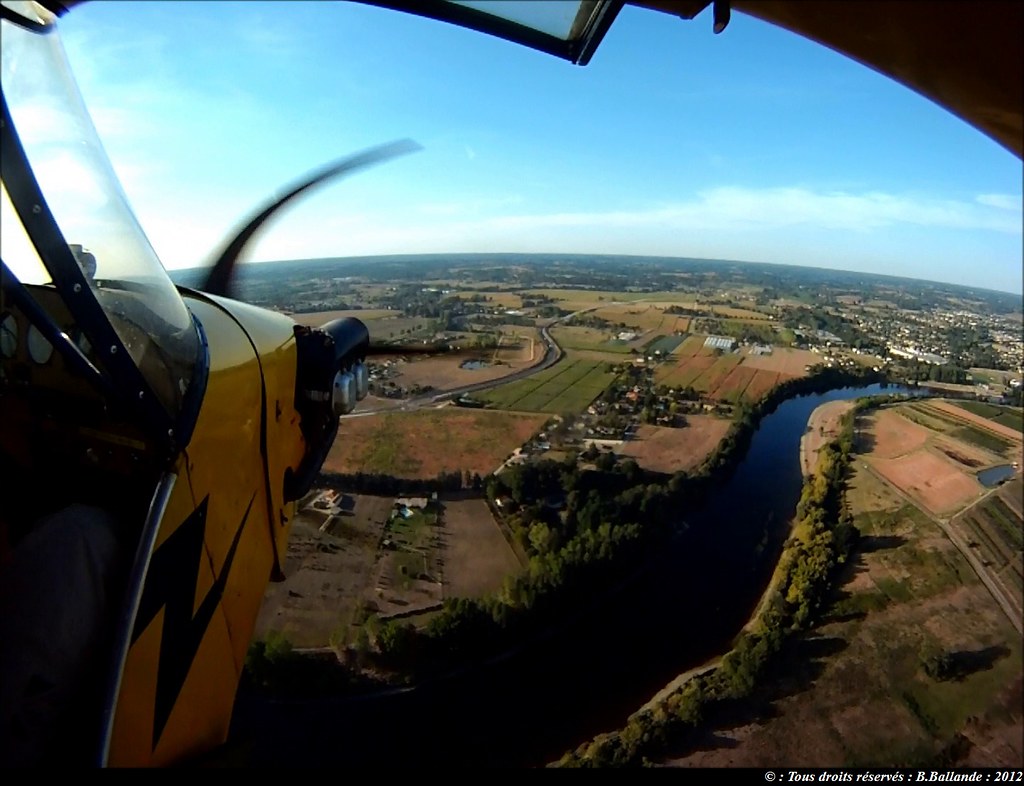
[645,334,686,355]
[951,400,1024,432]
[521,288,681,311]
[324,409,548,478]
[550,326,634,354]
[951,425,1014,456]
[901,403,959,433]
[902,402,1015,456]
[479,358,619,414]
[666,334,708,358]
[969,368,1016,387]
[984,493,1024,553]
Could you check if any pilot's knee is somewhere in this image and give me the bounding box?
[0,504,126,766]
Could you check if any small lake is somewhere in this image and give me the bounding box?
[977,464,1017,487]
[460,360,489,370]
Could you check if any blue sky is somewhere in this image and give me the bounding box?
[55,1,1023,295]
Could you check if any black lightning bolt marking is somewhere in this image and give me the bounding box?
[131,492,256,750]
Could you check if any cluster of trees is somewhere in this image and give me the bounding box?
[580,445,619,469]
[920,648,965,682]
[693,319,777,345]
[783,305,863,347]
[467,332,501,349]
[242,632,382,697]
[563,313,612,329]
[368,455,670,674]
[472,312,535,328]
[379,284,446,317]
[964,346,1007,371]
[521,294,558,308]
[945,325,1008,370]
[317,469,476,495]
[290,300,361,314]
[535,304,570,319]
[891,359,970,384]
[651,383,700,402]
[665,304,701,316]
[916,642,1009,684]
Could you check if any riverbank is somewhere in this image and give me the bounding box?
[800,399,856,478]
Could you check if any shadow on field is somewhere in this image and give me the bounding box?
[657,635,849,760]
[769,635,850,694]
[947,645,1012,681]
[854,432,877,453]
[857,534,908,553]
[839,536,907,585]
[815,541,901,624]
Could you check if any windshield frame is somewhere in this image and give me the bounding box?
[1,86,208,458]
[361,0,623,65]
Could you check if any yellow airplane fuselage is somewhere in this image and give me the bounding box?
[106,293,305,767]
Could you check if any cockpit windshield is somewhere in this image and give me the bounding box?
[1,0,199,419]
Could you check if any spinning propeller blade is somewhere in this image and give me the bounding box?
[198,139,488,361]
[202,139,422,298]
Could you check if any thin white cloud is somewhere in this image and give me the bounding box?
[976,193,1023,211]
[415,194,524,217]
[233,14,305,59]
[145,184,1022,271]
[466,187,1023,235]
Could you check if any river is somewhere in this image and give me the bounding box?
[231,382,913,767]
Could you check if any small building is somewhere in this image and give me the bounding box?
[311,489,339,510]
[704,335,737,351]
[395,497,428,509]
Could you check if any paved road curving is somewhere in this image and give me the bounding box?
[344,307,617,417]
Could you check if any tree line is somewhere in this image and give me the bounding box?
[317,469,479,495]
[555,393,902,767]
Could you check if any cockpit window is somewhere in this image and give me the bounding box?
[0,183,48,285]
[452,0,599,40]
[1,7,199,418]
[378,0,617,64]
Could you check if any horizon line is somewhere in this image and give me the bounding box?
[167,252,1024,299]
